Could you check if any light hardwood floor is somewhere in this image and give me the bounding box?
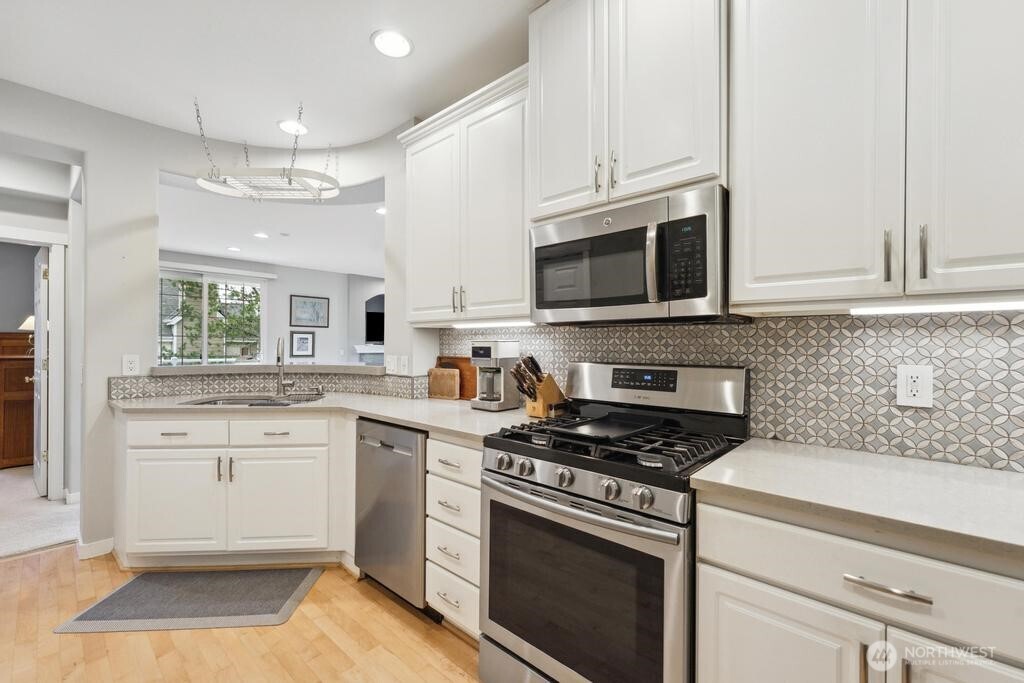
[0,544,479,682]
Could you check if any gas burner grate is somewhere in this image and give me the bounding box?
[597,429,731,473]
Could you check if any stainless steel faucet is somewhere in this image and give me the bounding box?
[276,337,294,397]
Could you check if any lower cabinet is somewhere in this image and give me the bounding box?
[426,559,480,636]
[698,564,885,683]
[889,629,1024,683]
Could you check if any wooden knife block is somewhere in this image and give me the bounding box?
[525,374,566,418]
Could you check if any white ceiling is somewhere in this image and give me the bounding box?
[158,176,385,277]
[0,0,539,148]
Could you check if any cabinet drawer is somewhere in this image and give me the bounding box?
[426,474,480,537]
[698,504,1024,663]
[229,419,328,447]
[426,560,480,636]
[426,518,481,586]
[427,439,482,489]
[126,420,229,448]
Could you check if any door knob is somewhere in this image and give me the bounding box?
[24,376,35,383]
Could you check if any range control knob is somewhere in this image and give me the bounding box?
[555,467,575,488]
[495,452,513,471]
[516,458,535,477]
[600,478,621,501]
[632,486,655,510]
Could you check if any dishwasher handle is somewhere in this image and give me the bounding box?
[359,434,414,457]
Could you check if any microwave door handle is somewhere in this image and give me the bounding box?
[645,222,659,303]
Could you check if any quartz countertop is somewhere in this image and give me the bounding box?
[109,393,529,442]
[692,438,1024,553]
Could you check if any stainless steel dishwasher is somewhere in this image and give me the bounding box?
[354,418,428,608]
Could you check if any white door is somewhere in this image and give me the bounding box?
[607,0,721,200]
[527,0,607,220]
[32,248,48,497]
[406,128,463,323]
[125,449,227,553]
[460,90,530,320]
[906,0,1024,295]
[697,564,886,683]
[226,448,328,551]
[729,0,906,305]
[888,629,1024,683]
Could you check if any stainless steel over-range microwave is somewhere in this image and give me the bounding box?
[531,185,730,324]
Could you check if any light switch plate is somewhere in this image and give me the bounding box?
[399,355,410,375]
[385,355,397,373]
[896,364,933,407]
[121,354,140,376]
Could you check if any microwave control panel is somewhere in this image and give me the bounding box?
[662,215,708,300]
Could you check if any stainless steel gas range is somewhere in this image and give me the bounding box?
[478,362,750,683]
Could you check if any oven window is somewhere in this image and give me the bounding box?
[534,226,650,309]
[489,501,664,682]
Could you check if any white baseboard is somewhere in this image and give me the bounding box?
[340,551,360,578]
[77,537,113,560]
[64,490,80,505]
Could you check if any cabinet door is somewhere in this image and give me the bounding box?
[729,0,906,305]
[607,0,720,200]
[697,564,885,683]
[460,90,530,320]
[126,449,227,553]
[889,629,1024,683]
[528,0,607,220]
[226,448,328,551]
[406,127,462,323]
[906,0,1024,295]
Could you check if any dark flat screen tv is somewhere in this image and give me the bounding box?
[365,312,384,344]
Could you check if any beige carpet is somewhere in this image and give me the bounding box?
[0,466,79,558]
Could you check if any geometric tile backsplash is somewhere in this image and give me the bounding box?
[441,313,1024,473]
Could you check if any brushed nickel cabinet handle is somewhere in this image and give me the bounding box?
[842,573,934,605]
[160,432,188,437]
[228,457,235,482]
[217,456,223,482]
[594,155,602,193]
[437,458,462,470]
[860,643,868,683]
[919,224,928,279]
[610,150,618,189]
[460,286,466,312]
[436,545,461,560]
[883,229,892,282]
[263,431,290,436]
[435,591,461,609]
[452,286,458,313]
[902,660,912,683]
[437,499,462,513]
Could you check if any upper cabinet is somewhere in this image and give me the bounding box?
[401,67,530,326]
[729,0,907,305]
[527,0,722,221]
[905,0,1024,295]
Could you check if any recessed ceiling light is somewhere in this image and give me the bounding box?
[253,232,270,239]
[278,119,309,136]
[371,29,413,58]
[375,206,387,215]
[227,247,241,252]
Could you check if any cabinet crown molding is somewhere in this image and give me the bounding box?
[398,64,528,147]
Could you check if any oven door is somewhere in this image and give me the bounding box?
[480,472,691,683]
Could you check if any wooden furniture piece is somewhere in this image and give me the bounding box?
[0,332,33,470]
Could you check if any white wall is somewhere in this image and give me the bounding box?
[0,242,36,330]
[0,77,433,546]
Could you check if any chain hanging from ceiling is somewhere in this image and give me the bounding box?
[191,98,340,202]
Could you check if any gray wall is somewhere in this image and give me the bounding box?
[0,242,36,331]
[347,275,386,354]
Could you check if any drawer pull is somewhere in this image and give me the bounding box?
[435,591,461,609]
[436,545,461,561]
[437,499,462,513]
[263,431,291,436]
[160,432,188,437]
[842,574,933,606]
[437,458,462,470]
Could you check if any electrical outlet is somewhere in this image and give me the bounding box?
[896,364,933,408]
[121,354,140,376]
[385,355,397,373]
[399,355,410,375]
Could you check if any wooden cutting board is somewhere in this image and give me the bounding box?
[437,356,477,400]
[427,367,461,400]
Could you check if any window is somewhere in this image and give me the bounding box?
[159,271,265,366]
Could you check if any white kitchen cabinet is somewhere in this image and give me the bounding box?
[889,629,1024,683]
[406,127,463,323]
[697,564,886,683]
[607,0,720,200]
[906,0,1024,295]
[226,448,328,551]
[459,91,530,319]
[729,0,907,305]
[125,449,227,553]
[527,0,607,218]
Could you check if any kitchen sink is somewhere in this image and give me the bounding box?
[181,393,326,407]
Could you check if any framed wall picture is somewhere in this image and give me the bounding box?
[290,331,315,357]
[290,294,329,328]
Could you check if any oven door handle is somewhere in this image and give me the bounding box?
[645,222,659,303]
[482,474,680,546]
